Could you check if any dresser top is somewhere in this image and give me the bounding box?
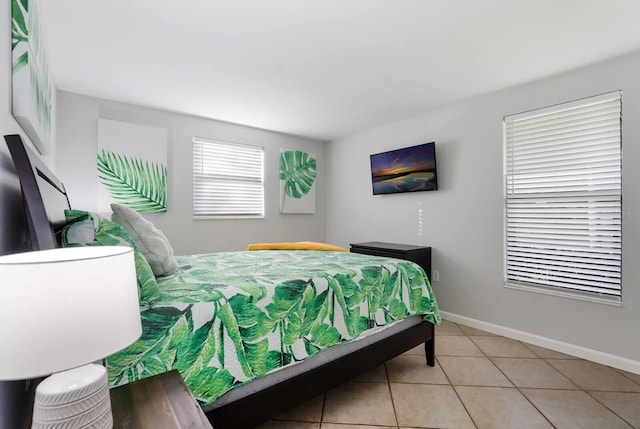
[350,242,430,251]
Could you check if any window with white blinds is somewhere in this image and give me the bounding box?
[504,91,622,301]
[193,138,264,217]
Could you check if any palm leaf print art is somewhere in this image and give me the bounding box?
[97,149,167,212]
[280,150,316,212]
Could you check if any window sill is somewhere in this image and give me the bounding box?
[194,215,265,220]
[504,282,622,307]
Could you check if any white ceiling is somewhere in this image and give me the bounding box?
[38,0,640,141]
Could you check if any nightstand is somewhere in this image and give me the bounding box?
[110,370,213,428]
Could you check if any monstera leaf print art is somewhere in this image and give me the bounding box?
[11,0,28,72]
[12,0,53,154]
[97,149,167,213]
[280,150,317,213]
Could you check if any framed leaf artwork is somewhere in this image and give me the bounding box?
[280,150,316,214]
[97,119,168,213]
[11,0,55,155]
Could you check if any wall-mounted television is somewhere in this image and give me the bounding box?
[370,142,438,195]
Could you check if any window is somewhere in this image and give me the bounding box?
[193,138,264,218]
[504,91,622,302]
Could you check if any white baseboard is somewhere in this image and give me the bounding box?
[440,311,640,375]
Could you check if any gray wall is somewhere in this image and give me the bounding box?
[326,50,640,363]
[56,91,327,255]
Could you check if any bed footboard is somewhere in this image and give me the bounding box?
[207,320,435,429]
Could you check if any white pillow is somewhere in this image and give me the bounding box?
[62,214,100,245]
[110,203,178,277]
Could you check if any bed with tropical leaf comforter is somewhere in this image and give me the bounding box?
[105,250,440,408]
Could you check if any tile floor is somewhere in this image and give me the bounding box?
[255,320,640,429]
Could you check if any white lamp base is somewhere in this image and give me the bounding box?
[32,364,112,429]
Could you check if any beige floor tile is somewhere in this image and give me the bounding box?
[522,389,633,429]
[492,358,578,389]
[253,331,640,429]
[436,319,465,335]
[613,368,640,385]
[438,356,512,387]
[255,420,320,429]
[402,344,426,356]
[589,391,640,428]
[352,365,387,382]
[456,386,553,429]
[522,343,579,359]
[321,424,395,429]
[390,383,475,428]
[470,336,537,358]
[323,382,396,426]
[437,335,485,356]
[385,354,449,384]
[457,324,496,336]
[273,395,324,422]
[546,359,640,392]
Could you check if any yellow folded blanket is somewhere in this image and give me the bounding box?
[247,241,347,252]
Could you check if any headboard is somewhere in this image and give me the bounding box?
[0,135,71,429]
[3,134,70,251]
[0,138,30,256]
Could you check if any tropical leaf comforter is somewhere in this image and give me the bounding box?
[106,250,441,408]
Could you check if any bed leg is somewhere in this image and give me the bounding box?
[425,337,435,366]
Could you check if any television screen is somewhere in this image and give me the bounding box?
[370,142,438,195]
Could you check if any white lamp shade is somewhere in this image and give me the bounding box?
[0,246,142,380]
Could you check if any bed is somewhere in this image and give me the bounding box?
[1,134,440,429]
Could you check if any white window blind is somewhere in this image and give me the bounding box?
[193,138,264,217]
[504,91,622,300]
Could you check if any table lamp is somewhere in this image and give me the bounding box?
[0,246,142,429]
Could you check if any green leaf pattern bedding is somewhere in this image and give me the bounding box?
[106,250,440,407]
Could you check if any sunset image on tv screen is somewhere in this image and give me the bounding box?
[370,142,437,195]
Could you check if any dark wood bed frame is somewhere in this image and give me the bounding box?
[0,134,436,429]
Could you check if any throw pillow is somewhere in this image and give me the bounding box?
[110,203,178,277]
[60,209,100,246]
[61,210,160,305]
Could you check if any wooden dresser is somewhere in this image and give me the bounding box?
[350,241,432,282]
